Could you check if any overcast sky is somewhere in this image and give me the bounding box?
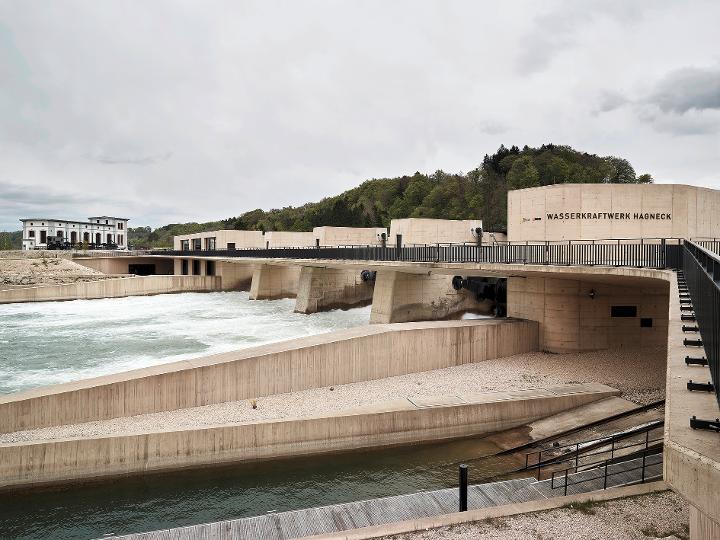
[1,0,718,230]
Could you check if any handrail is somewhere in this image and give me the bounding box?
[153,237,685,270]
[523,420,664,472]
[682,241,720,407]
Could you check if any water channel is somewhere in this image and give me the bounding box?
[0,292,509,539]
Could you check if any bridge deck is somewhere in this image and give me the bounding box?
[110,455,662,540]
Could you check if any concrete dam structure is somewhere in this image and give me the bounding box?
[3,183,720,539]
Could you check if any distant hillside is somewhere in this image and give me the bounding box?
[0,231,21,250]
[125,143,651,248]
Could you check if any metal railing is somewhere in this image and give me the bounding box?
[682,241,720,407]
[154,238,686,270]
[523,421,664,496]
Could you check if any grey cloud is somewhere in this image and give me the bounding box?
[0,0,718,231]
[648,66,720,113]
[593,91,629,114]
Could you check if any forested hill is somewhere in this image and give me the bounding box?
[125,144,651,248]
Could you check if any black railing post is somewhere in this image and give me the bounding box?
[459,464,468,512]
[564,468,569,496]
[603,460,608,489]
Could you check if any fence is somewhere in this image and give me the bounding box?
[154,238,687,269]
[682,241,720,407]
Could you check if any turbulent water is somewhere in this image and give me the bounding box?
[0,291,371,394]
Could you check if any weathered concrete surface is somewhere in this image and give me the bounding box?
[0,383,616,489]
[0,275,220,305]
[249,263,301,299]
[507,275,669,352]
[0,319,539,433]
[295,266,374,313]
[663,276,720,539]
[369,270,491,323]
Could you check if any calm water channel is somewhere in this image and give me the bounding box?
[0,291,504,539]
[0,435,519,540]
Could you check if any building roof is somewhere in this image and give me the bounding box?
[19,218,125,226]
[87,216,130,221]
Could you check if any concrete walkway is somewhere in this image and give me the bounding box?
[109,454,662,540]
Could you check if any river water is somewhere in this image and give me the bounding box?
[0,292,509,539]
[0,291,371,394]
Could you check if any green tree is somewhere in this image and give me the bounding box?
[506,156,540,189]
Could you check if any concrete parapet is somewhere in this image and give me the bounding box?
[0,318,539,433]
[663,276,720,539]
[294,266,374,313]
[0,275,220,305]
[249,263,301,299]
[369,270,491,324]
[0,383,615,489]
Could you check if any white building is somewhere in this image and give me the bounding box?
[20,216,130,250]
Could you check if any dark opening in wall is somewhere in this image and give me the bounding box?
[181,259,188,276]
[192,259,201,275]
[640,318,653,327]
[611,305,637,317]
[206,260,216,276]
[128,264,156,276]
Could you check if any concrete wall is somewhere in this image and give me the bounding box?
[507,275,669,352]
[313,226,388,246]
[0,319,539,433]
[0,383,615,489]
[0,275,220,305]
[508,183,720,242]
[294,266,374,313]
[369,270,492,323]
[74,256,174,275]
[264,231,315,248]
[173,230,265,250]
[390,218,483,245]
[249,263,301,299]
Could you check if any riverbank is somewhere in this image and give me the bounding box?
[0,253,110,287]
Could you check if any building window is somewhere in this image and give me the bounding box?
[118,222,124,230]
[227,243,236,250]
[611,306,637,317]
[96,220,100,223]
[40,230,47,243]
[118,234,124,245]
[640,318,653,327]
[193,238,202,250]
[181,259,189,275]
[83,232,90,242]
[57,231,63,238]
[205,237,216,250]
[181,240,189,251]
[29,230,35,238]
[192,259,201,275]
[206,260,215,276]
[105,220,108,224]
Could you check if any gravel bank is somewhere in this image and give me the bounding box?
[0,257,109,287]
[0,346,666,443]
[386,490,688,540]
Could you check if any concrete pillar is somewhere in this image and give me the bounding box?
[215,261,254,291]
[294,266,374,313]
[249,264,301,300]
[369,270,490,324]
[507,276,669,352]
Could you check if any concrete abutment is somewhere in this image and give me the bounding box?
[369,270,492,324]
[248,263,301,300]
[294,266,374,313]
